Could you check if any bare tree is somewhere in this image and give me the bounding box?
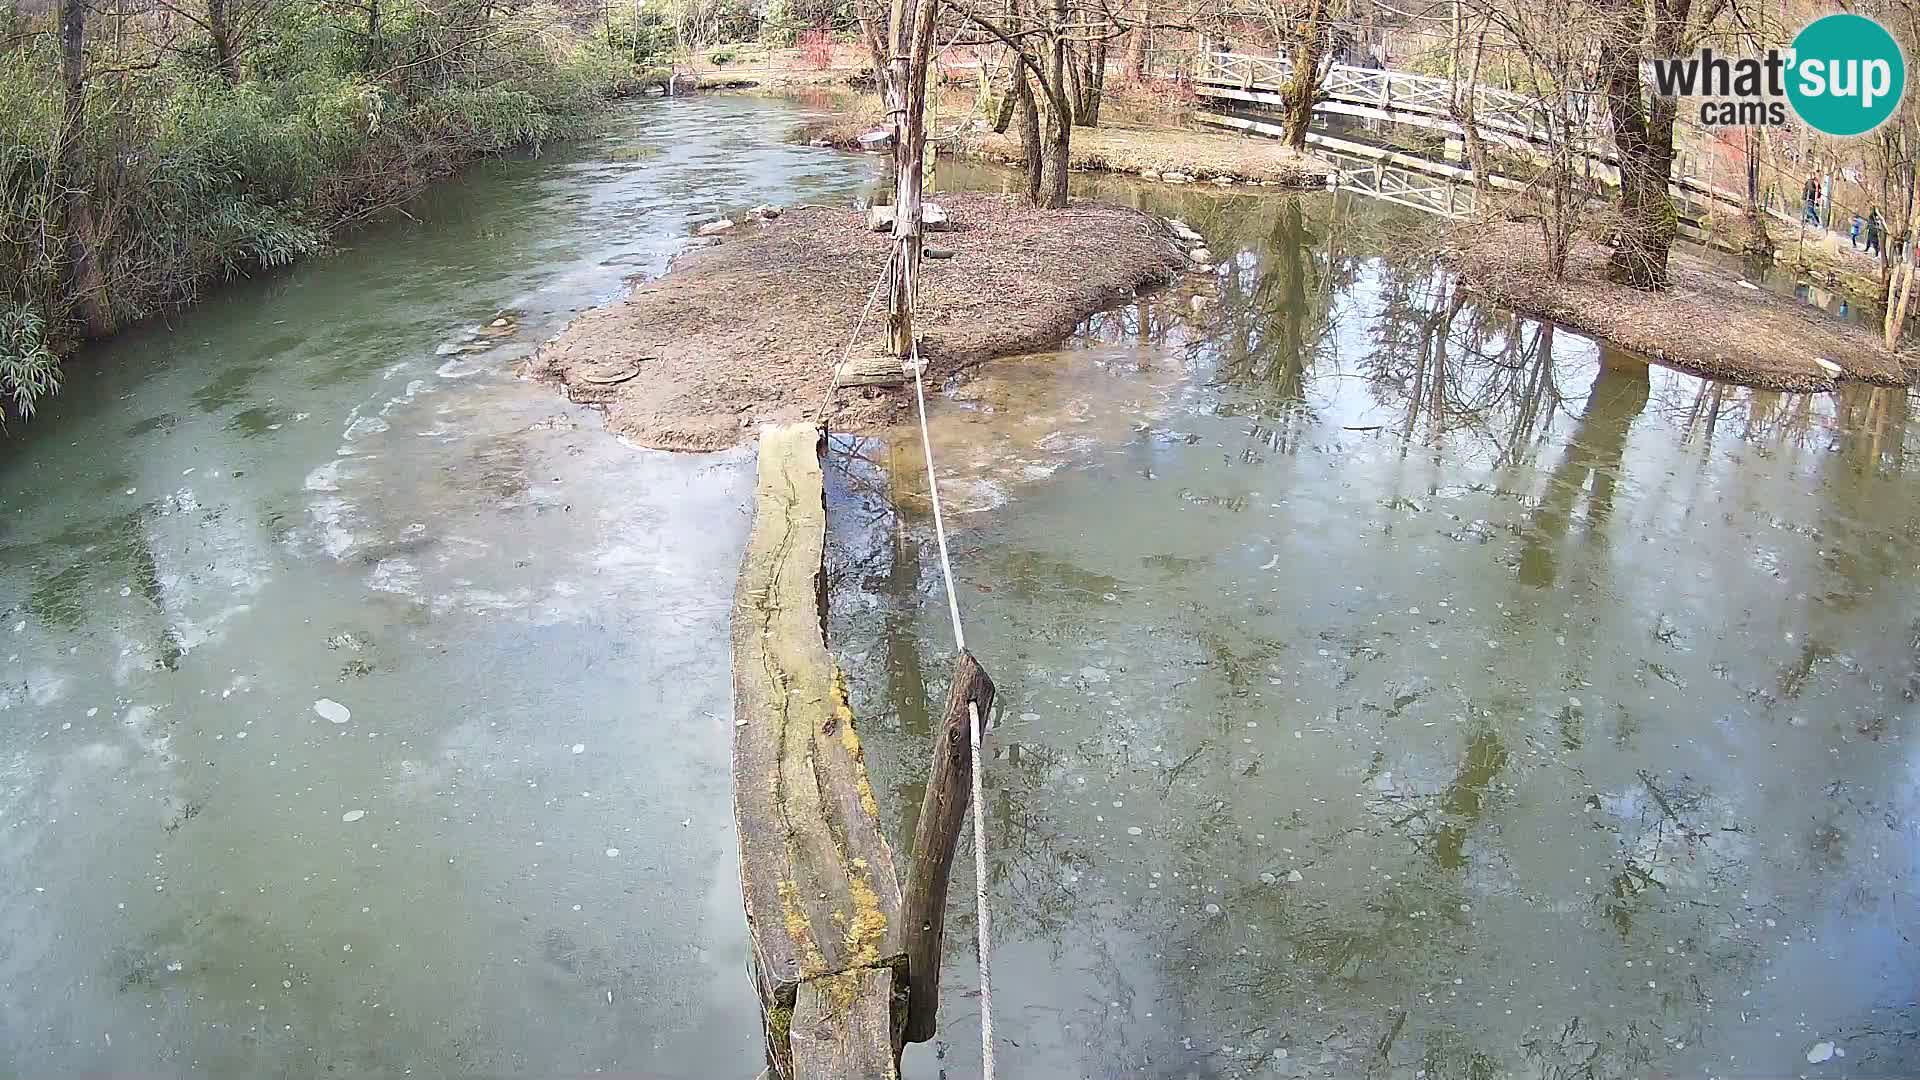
[1593,0,1729,288]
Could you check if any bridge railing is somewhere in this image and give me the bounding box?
[1195,50,1568,146]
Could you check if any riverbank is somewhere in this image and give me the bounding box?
[1448,222,1915,391]
[793,88,1330,188]
[0,11,642,423]
[528,192,1187,450]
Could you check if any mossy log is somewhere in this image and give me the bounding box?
[732,423,907,1079]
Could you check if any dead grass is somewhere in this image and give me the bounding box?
[788,84,1329,188]
[528,193,1187,451]
[969,124,1332,187]
[1448,222,1915,392]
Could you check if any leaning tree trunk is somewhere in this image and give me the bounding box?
[1123,26,1146,80]
[1282,0,1329,150]
[991,69,1018,133]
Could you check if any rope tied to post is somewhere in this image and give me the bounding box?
[906,322,996,1080]
[809,201,996,1080]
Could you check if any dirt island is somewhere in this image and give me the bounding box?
[528,192,1189,450]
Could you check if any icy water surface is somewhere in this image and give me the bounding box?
[833,177,1920,1078]
[0,95,878,1076]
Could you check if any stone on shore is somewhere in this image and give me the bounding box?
[697,218,735,236]
[867,203,951,234]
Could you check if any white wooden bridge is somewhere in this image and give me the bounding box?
[1190,49,1781,232]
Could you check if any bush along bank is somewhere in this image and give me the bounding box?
[0,0,673,423]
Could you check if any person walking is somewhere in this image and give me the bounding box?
[1866,206,1885,256]
[1850,212,1863,249]
[1804,175,1822,226]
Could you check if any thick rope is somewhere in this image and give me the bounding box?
[906,321,993,1080]
[967,698,994,1080]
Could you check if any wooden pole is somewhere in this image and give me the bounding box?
[888,0,939,360]
[899,650,996,1044]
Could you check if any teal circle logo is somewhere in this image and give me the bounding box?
[1787,14,1905,136]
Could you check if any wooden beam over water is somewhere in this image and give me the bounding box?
[732,423,906,1079]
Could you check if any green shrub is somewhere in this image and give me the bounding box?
[0,304,59,421]
[709,47,737,65]
[0,0,628,424]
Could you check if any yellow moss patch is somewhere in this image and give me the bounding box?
[831,666,883,820]
[778,878,825,970]
[843,870,890,968]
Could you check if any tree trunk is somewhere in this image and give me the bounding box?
[1596,0,1681,289]
[58,0,110,338]
[1449,12,1490,191]
[1014,62,1041,203]
[207,0,239,82]
[1282,0,1328,150]
[1081,34,1106,125]
[990,68,1017,133]
[1597,0,1674,286]
[1123,26,1145,80]
[1040,101,1069,207]
[364,0,383,69]
[1038,0,1069,206]
[886,0,939,359]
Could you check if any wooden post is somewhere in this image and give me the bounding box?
[899,650,997,1044]
[887,0,939,360]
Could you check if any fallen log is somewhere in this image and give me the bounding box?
[732,423,906,1078]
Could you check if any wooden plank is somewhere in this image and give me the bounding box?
[790,970,901,1080]
[733,423,906,1076]
[834,355,924,387]
[899,651,996,1043]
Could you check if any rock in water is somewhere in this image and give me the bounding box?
[1807,1042,1835,1064]
[696,218,734,236]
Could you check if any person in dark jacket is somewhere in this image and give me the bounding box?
[1866,206,1885,256]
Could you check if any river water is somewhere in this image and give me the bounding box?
[832,176,1920,1077]
[0,95,876,1077]
[2,94,1914,1079]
